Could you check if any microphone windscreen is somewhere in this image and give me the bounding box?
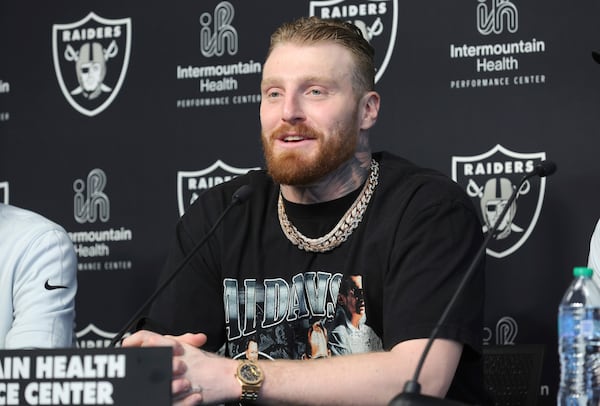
[232,184,253,204]
[536,160,557,178]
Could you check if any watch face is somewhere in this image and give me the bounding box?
[239,362,263,385]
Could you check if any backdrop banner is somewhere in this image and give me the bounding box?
[2,1,600,404]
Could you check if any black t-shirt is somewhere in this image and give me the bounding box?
[147,151,486,403]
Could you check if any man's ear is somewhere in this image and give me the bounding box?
[359,91,380,130]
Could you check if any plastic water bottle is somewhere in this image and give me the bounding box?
[558,266,600,405]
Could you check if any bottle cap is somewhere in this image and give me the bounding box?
[573,267,593,278]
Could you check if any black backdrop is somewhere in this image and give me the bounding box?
[2,1,600,403]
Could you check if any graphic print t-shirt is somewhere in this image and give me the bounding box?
[148,152,485,403]
[224,187,383,361]
[227,272,383,361]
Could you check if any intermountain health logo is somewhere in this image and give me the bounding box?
[177,160,259,216]
[452,145,547,258]
[449,0,548,90]
[52,12,132,116]
[309,0,398,84]
[175,1,262,109]
[69,168,134,272]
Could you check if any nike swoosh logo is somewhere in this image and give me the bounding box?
[44,280,68,290]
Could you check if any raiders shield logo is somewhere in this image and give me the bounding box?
[309,0,398,83]
[76,323,118,348]
[52,12,132,117]
[177,160,260,216]
[0,181,8,204]
[452,144,547,258]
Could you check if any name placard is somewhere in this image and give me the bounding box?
[0,347,171,405]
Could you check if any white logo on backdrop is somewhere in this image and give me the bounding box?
[177,160,259,216]
[0,79,9,94]
[69,169,133,272]
[0,79,10,122]
[74,168,110,224]
[452,145,547,258]
[200,1,238,57]
[483,316,519,345]
[309,0,398,84]
[52,12,132,116]
[176,1,262,108]
[449,0,547,90]
[495,316,519,344]
[477,0,518,35]
[76,323,118,348]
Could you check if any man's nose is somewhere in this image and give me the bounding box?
[281,94,305,123]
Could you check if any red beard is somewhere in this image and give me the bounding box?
[261,120,359,186]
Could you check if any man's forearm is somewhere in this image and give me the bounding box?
[255,339,462,406]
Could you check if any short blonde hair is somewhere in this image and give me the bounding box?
[267,16,376,95]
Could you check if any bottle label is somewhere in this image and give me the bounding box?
[582,319,594,336]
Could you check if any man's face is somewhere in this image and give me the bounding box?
[246,341,258,361]
[307,323,330,359]
[259,42,363,186]
[76,43,106,93]
[80,62,103,91]
[339,276,365,316]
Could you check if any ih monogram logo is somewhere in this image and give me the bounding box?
[73,168,110,224]
[483,316,518,345]
[477,0,518,35]
[200,1,238,57]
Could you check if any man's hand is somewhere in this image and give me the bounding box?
[122,331,462,405]
[122,330,238,405]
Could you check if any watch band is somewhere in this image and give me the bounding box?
[240,387,260,402]
[236,359,264,403]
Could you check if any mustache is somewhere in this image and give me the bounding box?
[268,123,322,140]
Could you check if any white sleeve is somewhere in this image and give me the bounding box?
[5,227,77,348]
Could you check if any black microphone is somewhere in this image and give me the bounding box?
[108,184,253,347]
[388,160,557,406]
[531,160,556,178]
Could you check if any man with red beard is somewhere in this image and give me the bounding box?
[124,16,485,405]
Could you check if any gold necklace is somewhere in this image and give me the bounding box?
[277,159,379,253]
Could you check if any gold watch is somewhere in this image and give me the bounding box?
[235,360,264,402]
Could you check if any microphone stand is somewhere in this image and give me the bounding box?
[108,185,253,347]
[389,162,556,405]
